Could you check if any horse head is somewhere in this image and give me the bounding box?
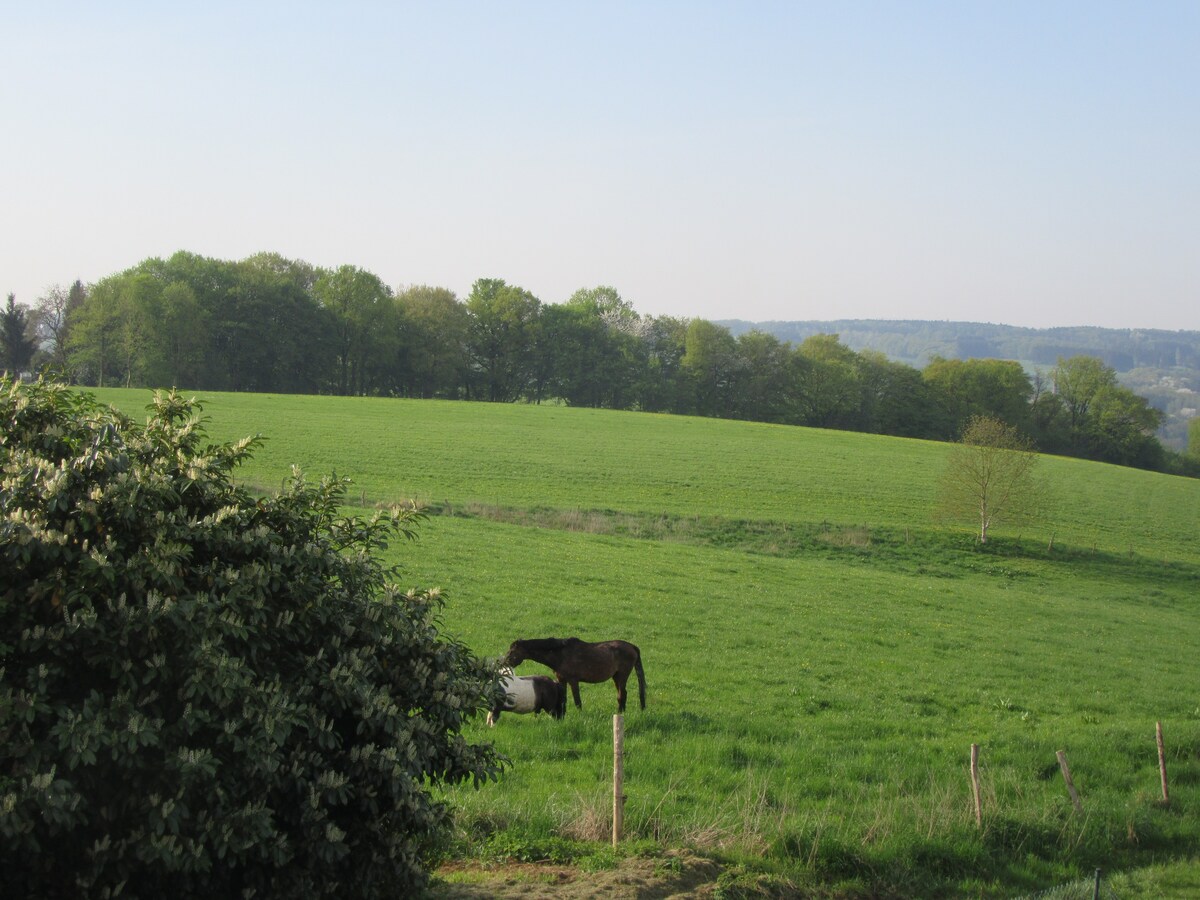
[503,641,527,667]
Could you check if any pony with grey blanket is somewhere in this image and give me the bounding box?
[487,670,567,726]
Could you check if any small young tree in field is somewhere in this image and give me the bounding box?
[936,415,1042,544]
[0,378,503,898]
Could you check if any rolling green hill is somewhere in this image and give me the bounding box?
[94,388,1199,564]
[91,388,1200,897]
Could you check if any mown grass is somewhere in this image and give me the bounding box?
[90,388,1200,896]
[92,389,1200,564]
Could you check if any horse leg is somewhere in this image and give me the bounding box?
[487,708,499,727]
[553,683,566,719]
[613,671,629,713]
[534,684,552,717]
[570,680,583,709]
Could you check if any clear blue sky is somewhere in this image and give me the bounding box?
[3,1,1197,330]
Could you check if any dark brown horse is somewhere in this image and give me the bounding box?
[504,637,646,713]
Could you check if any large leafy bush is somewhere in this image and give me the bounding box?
[0,379,502,898]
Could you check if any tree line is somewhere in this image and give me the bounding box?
[731,318,1200,372]
[6,250,1197,476]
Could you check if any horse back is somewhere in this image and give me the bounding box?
[560,639,639,680]
[592,639,640,662]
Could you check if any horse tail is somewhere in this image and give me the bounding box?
[634,648,646,710]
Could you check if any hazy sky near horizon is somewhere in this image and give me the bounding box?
[4,2,1198,331]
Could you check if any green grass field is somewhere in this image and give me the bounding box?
[92,388,1200,897]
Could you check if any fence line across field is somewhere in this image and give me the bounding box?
[969,721,1173,825]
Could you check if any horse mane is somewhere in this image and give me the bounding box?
[514,637,577,651]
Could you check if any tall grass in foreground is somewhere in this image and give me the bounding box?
[89,389,1200,895]
[404,517,1198,892]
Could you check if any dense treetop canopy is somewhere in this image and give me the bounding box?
[9,250,1194,475]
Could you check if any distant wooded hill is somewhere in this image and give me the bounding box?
[721,319,1200,451]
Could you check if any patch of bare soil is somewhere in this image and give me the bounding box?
[429,850,726,899]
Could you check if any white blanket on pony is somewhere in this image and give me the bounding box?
[497,669,537,713]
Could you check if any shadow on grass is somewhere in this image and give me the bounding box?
[766,811,1200,898]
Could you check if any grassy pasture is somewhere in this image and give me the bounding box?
[92,388,1200,896]
[93,389,1200,563]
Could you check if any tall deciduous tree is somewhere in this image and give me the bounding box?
[156,282,209,386]
[314,265,394,395]
[1053,355,1115,444]
[552,287,644,408]
[637,314,689,413]
[131,252,235,389]
[465,278,541,402]
[395,285,470,399]
[681,318,740,417]
[857,350,937,437]
[225,259,331,393]
[795,334,861,429]
[1086,384,1165,468]
[114,273,163,387]
[69,271,168,388]
[922,357,1033,439]
[31,281,85,376]
[1050,355,1165,466]
[66,279,123,386]
[732,329,799,423]
[1029,367,1066,451]
[936,415,1043,544]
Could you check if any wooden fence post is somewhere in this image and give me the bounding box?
[1056,750,1083,813]
[1156,721,1170,806]
[613,714,625,848]
[970,743,982,828]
